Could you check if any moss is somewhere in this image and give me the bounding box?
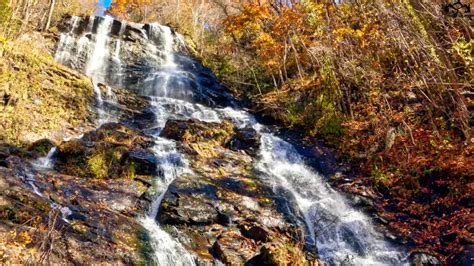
[0,206,33,224]
[33,200,51,213]
[259,197,273,206]
[71,222,89,234]
[87,152,108,179]
[370,168,390,190]
[260,242,307,266]
[0,38,93,146]
[124,161,136,179]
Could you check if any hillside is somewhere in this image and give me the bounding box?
[0,0,472,265]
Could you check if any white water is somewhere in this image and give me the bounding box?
[139,137,195,266]
[257,134,406,265]
[24,147,73,223]
[54,16,406,265]
[54,16,80,63]
[86,16,113,82]
[211,106,407,264]
[32,147,57,170]
[113,21,127,87]
[138,25,198,265]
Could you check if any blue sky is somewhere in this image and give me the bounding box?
[95,0,111,15]
[99,0,112,8]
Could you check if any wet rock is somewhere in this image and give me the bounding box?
[0,144,29,161]
[238,221,273,243]
[156,118,310,262]
[82,122,154,148]
[212,231,257,265]
[159,175,219,225]
[55,123,155,179]
[227,127,261,156]
[28,138,56,157]
[410,252,442,266]
[122,149,158,176]
[160,119,234,146]
[0,165,153,264]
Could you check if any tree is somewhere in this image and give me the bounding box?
[43,0,55,31]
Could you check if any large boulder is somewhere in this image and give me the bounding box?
[160,119,234,146]
[122,149,158,176]
[227,127,261,156]
[212,231,257,265]
[159,175,219,225]
[27,139,56,157]
[55,123,155,179]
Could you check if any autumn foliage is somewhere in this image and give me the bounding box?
[210,0,473,261]
[106,0,152,22]
[106,0,473,260]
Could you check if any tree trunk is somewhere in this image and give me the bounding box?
[43,0,55,31]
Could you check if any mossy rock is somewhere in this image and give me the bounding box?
[27,138,56,157]
[259,242,308,266]
[0,37,94,146]
[160,119,234,146]
[82,123,154,148]
[55,123,156,179]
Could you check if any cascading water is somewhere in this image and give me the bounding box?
[139,137,195,265]
[54,16,80,63]
[86,16,113,82]
[32,147,57,170]
[257,134,407,265]
[54,15,407,265]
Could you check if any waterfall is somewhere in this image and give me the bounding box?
[256,134,407,265]
[54,16,407,265]
[113,21,126,87]
[32,147,57,170]
[138,24,199,265]
[86,16,113,83]
[139,137,195,266]
[54,16,80,64]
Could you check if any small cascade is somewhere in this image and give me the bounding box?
[257,134,407,265]
[113,21,127,87]
[106,85,117,103]
[32,147,57,170]
[150,97,221,126]
[86,16,114,83]
[92,81,107,124]
[22,147,74,222]
[54,16,80,64]
[77,35,90,57]
[140,138,195,266]
[86,16,94,32]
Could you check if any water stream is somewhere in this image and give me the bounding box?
[54,16,407,265]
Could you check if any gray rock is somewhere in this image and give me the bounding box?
[228,127,261,156]
[122,149,158,176]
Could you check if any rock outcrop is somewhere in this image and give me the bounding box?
[0,147,154,264]
[56,15,236,108]
[158,119,314,265]
[55,123,155,179]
